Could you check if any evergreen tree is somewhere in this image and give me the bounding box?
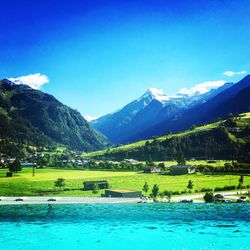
[176,151,186,165]
[191,125,196,130]
[238,175,244,189]
[148,154,153,163]
[142,182,149,194]
[151,184,159,198]
[92,183,99,194]
[187,180,194,193]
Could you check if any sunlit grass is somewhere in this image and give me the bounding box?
[0,167,249,197]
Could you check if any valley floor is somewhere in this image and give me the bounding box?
[0,167,249,197]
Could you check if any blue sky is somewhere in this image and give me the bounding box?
[0,0,250,118]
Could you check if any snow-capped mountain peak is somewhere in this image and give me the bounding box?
[91,77,240,144]
[141,87,169,103]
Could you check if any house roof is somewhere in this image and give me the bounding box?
[170,165,192,169]
[107,189,139,193]
[83,180,108,184]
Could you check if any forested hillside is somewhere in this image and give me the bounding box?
[0,79,109,156]
[88,113,250,161]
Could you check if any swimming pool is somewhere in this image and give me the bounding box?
[0,203,249,250]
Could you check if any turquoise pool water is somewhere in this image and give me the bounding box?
[0,203,249,250]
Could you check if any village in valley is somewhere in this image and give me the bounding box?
[1,147,249,204]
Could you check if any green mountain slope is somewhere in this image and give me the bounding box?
[87,112,250,161]
[0,79,109,156]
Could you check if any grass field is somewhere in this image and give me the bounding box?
[0,168,249,197]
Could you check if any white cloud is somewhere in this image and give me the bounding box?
[84,115,101,122]
[8,73,49,89]
[177,80,226,96]
[223,70,247,77]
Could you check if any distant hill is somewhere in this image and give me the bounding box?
[0,79,109,156]
[87,112,250,161]
[92,82,233,144]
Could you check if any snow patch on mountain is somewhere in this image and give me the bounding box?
[84,115,101,122]
[138,87,181,104]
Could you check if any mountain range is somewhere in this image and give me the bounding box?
[92,75,250,144]
[1,74,249,156]
[0,79,108,156]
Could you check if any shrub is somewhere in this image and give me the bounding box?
[9,158,22,173]
[200,188,213,192]
[214,185,236,191]
[172,191,181,195]
[163,190,173,202]
[222,185,236,191]
[54,178,65,190]
[204,192,214,203]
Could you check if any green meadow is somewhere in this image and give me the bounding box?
[0,167,249,196]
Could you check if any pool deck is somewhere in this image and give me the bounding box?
[0,197,141,205]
